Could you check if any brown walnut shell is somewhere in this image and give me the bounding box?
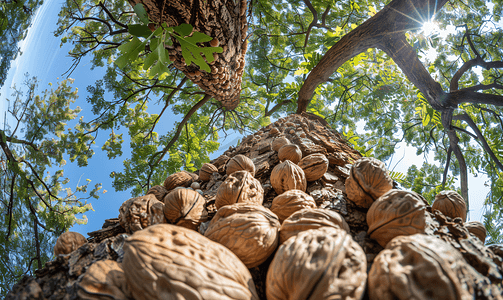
[226,154,256,176]
[118,194,167,234]
[345,157,393,208]
[146,185,168,201]
[432,190,467,222]
[270,190,316,224]
[215,170,264,210]
[298,153,329,181]
[368,234,474,300]
[270,160,307,194]
[272,136,290,152]
[122,224,259,300]
[266,227,367,300]
[204,203,280,268]
[54,231,88,256]
[77,260,131,300]
[199,163,218,182]
[367,189,429,247]
[279,208,350,245]
[163,171,195,191]
[465,221,486,243]
[278,144,302,164]
[164,188,208,231]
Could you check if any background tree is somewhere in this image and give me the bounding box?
[0,0,43,88]
[0,76,102,294]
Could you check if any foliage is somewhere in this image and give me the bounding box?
[0,76,102,295]
[0,0,43,88]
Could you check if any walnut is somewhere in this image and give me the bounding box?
[163,171,195,191]
[215,170,264,209]
[146,185,168,201]
[432,190,467,222]
[200,163,218,182]
[226,154,256,176]
[345,157,393,208]
[122,224,259,300]
[298,153,329,182]
[278,144,302,164]
[270,190,316,224]
[272,136,290,152]
[54,231,87,256]
[266,227,367,300]
[204,203,280,268]
[269,127,280,136]
[279,208,350,245]
[164,188,208,231]
[367,189,429,247]
[465,221,486,243]
[118,194,167,234]
[368,234,474,300]
[270,160,307,194]
[77,260,131,300]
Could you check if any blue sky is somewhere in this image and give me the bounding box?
[0,1,490,238]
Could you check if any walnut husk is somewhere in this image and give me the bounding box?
[278,144,302,164]
[270,160,307,194]
[77,260,131,300]
[215,170,264,210]
[272,136,290,152]
[200,163,218,182]
[367,189,429,247]
[345,157,393,208]
[465,221,486,243]
[163,171,195,191]
[270,190,316,224]
[226,154,256,176]
[164,188,208,231]
[298,153,329,182]
[146,185,168,201]
[432,190,467,222]
[204,203,280,268]
[279,208,350,245]
[122,224,259,300]
[368,234,475,300]
[266,227,367,300]
[54,231,88,256]
[118,194,167,234]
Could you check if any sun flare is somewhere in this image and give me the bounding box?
[422,21,439,36]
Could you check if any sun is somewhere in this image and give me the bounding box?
[421,21,439,36]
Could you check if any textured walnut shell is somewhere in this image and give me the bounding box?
[204,203,280,268]
[278,144,302,164]
[270,190,316,224]
[122,224,259,300]
[77,260,131,300]
[298,153,329,181]
[432,190,467,222]
[272,136,290,152]
[367,189,429,247]
[146,185,168,201]
[200,163,218,182]
[270,160,307,194]
[465,221,486,243]
[369,234,474,300]
[226,154,256,176]
[345,157,393,208]
[215,170,264,209]
[164,188,208,231]
[266,227,367,300]
[118,194,167,234]
[163,171,194,191]
[279,208,350,245]
[54,231,87,256]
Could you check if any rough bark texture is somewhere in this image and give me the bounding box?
[128,0,248,110]
[6,113,503,300]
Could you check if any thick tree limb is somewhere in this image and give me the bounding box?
[442,146,452,187]
[448,90,503,107]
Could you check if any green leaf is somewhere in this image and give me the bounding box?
[128,24,152,39]
[115,37,147,69]
[174,34,222,72]
[133,3,150,25]
[173,23,193,37]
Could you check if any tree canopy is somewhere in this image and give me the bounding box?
[1,0,503,295]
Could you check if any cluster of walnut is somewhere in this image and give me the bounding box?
[50,114,496,300]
